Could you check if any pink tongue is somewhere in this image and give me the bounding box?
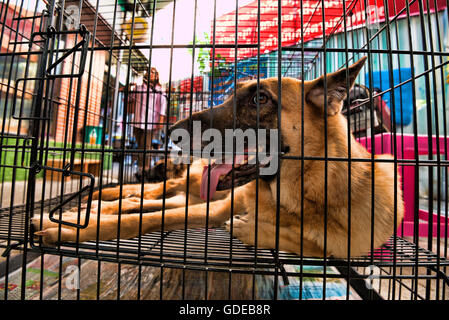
[200,164,233,201]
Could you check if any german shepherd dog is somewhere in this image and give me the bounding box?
[33,57,404,258]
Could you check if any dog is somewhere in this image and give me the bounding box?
[343,83,392,134]
[33,57,404,258]
[134,157,187,183]
[84,157,229,213]
[146,158,188,182]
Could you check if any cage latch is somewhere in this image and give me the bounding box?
[42,165,95,229]
[11,25,90,121]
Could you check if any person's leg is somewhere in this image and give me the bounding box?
[133,127,145,181]
[132,127,140,168]
[143,129,153,173]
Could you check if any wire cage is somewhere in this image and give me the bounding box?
[0,0,448,301]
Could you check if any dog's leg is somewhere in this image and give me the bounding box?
[33,190,247,245]
[90,184,144,201]
[222,180,325,256]
[90,194,188,215]
[90,178,189,202]
[225,216,324,256]
[133,194,188,212]
[143,178,193,199]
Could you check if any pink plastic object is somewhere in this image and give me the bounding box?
[358,133,449,238]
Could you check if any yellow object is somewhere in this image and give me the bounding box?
[124,16,148,42]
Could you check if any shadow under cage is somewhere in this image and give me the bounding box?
[0,0,448,301]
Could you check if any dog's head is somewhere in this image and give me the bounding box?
[170,57,366,197]
[147,158,187,182]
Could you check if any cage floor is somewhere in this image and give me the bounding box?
[1,202,449,275]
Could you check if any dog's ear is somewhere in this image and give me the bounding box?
[307,56,367,116]
[154,161,166,173]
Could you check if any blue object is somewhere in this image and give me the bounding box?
[152,139,162,145]
[209,56,269,107]
[255,265,360,300]
[366,68,414,126]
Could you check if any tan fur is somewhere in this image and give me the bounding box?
[33,57,404,258]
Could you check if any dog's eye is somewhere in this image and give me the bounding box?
[252,93,268,105]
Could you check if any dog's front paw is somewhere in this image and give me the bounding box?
[224,215,255,247]
[32,213,94,245]
[32,216,68,245]
[70,201,95,212]
[31,215,60,231]
[33,227,68,245]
